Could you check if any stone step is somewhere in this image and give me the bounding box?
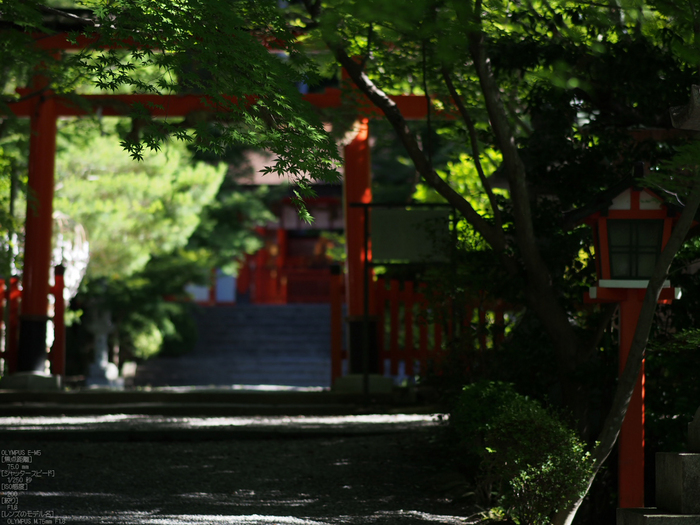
[134,374,330,384]
[134,359,330,368]
[192,346,330,357]
[135,304,334,388]
[133,369,331,387]
[195,334,330,344]
[195,330,331,343]
[192,305,330,322]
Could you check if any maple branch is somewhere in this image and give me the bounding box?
[441,67,503,231]
[329,43,509,257]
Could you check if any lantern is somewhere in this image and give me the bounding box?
[581,185,678,300]
[572,179,681,509]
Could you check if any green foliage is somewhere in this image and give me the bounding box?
[0,144,24,275]
[451,382,593,525]
[185,179,281,274]
[128,316,163,360]
[74,254,203,363]
[319,231,345,263]
[54,122,225,278]
[647,329,700,452]
[70,0,340,189]
[450,381,518,465]
[1,1,342,222]
[51,118,277,364]
[646,234,700,454]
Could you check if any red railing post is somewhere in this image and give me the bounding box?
[49,264,66,376]
[374,279,512,383]
[404,280,415,378]
[330,265,344,385]
[5,277,21,375]
[374,277,386,373]
[389,280,400,375]
[416,284,429,376]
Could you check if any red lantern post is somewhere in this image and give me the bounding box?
[582,184,679,508]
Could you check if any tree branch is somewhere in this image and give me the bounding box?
[467,26,582,369]
[329,42,511,256]
[441,67,503,231]
[469,36,537,266]
[37,5,96,28]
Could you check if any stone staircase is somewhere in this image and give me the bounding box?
[132,304,332,388]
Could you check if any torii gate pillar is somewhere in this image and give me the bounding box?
[343,118,371,317]
[17,84,57,373]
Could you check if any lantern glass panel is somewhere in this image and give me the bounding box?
[607,219,664,279]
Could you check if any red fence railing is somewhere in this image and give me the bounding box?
[0,265,66,377]
[330,273,510,385]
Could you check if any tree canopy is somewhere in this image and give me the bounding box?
[1,0,341,213]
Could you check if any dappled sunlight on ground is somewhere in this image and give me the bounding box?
[19,490,473,524]
[1,414,472,524]
[22,510,471,524]
[0,414,440,432]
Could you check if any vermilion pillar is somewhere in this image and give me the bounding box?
[18,85,57,373]
[343,119,371,317]
[588,283,675,509]
[618,292,645,508]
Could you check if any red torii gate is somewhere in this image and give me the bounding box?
[4,31,433,381]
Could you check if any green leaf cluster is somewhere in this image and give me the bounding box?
[68,0,340,186]
[1,0,342,223]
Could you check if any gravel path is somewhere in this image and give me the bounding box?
[1,419,478,525]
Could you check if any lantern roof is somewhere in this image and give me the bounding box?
[564,175,679,230]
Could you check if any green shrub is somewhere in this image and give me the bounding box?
[450,382,516,458]
[450,382,593,525]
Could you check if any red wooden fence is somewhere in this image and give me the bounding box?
[330,274,509,385]
[0,266,66,377]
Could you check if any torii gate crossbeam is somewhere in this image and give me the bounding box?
[5,33,434,380]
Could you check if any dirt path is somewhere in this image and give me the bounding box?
[2,426,477,524]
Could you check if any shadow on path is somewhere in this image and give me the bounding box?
[1,415,479,524]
